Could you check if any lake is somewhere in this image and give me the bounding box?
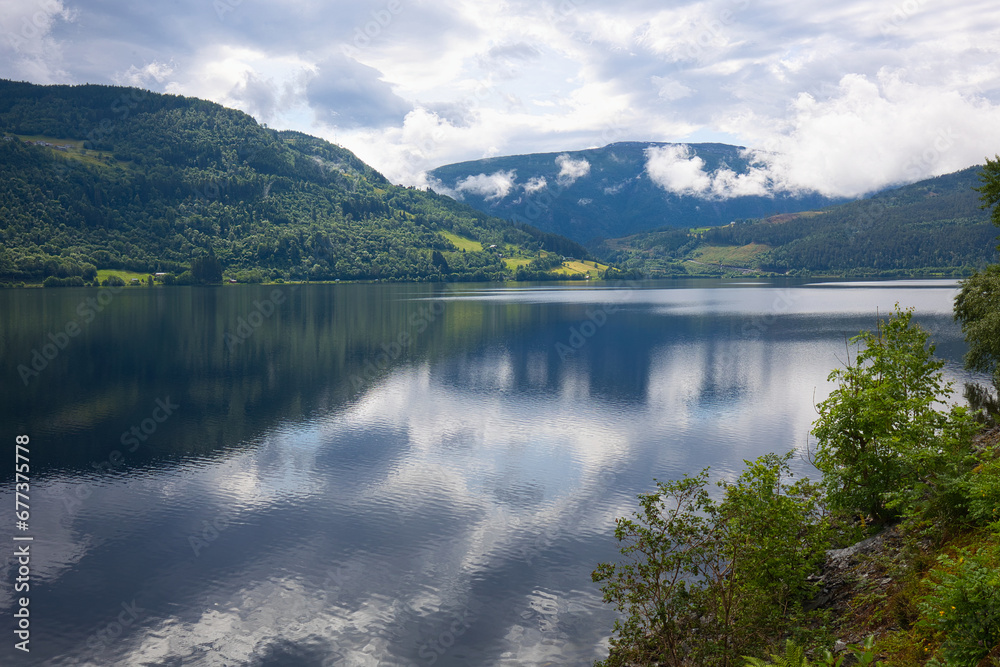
[0,279,983,666]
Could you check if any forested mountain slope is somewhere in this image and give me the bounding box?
[596,167,996,277]
[0,80,586,283]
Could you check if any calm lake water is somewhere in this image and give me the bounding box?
[0,279,983,666]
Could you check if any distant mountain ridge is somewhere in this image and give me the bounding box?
[429,142,849,244]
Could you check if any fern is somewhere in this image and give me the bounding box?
[743,639,810,667]
[744,636,879,667]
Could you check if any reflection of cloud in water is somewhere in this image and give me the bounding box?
[98,361,635,665]
[29,286,976,666]
[120,578,379,666]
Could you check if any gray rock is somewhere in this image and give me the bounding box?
[826,531,885,566]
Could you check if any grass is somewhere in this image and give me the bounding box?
[550,259,611,277]
[96,269,153,283]
[563,260,608,274]
[504,257,533,270]
[440,231,484,252]
[13,134,117,169]
[20,268,153,287]
[689,243,770,267]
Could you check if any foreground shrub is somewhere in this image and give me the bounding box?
[811,306,976,525]
[962,453,1000,527]
[593,452,830,667]
[916,545,1000,666]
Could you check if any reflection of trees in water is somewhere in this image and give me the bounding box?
[964,381,1000,427]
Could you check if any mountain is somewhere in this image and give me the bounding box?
[0,79,590,285]
[428,142,848,244]
[596,166,996,277]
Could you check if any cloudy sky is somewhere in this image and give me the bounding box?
[3,0,1000,197]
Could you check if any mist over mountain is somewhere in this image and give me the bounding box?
[428,142,851,244]
[597,165,995,278]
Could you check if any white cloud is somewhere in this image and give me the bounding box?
[455,170,518,200]
[2,0,1000,195]
[644,145,713,196]
[726,70,1000,197]
[161,46,316,127]
[645,144,775,199]
[652,76,693,101]
[0,0,76,82]
[114,61,174,88]
[555,154,591,186]
[523,175,547,193]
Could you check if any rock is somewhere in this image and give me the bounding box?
[826,531,886,566]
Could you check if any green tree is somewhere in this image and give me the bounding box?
[975,154,1000,227]
[593,453,829,667]
[431,250,450,273]
[955,156,1000,382]
[811,306,975,524]
[191,252,222,284]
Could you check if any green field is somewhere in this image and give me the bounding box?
[503,257,533,270]
[440,231,484,252]
[14,134,117,169]
[689,243,770,267]
[554,259,609,276]
[97,269,154,283]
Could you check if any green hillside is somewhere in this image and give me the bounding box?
[0,80,590,285]
[596,167,998,277]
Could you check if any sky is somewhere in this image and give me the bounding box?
[3,0,1000,199]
